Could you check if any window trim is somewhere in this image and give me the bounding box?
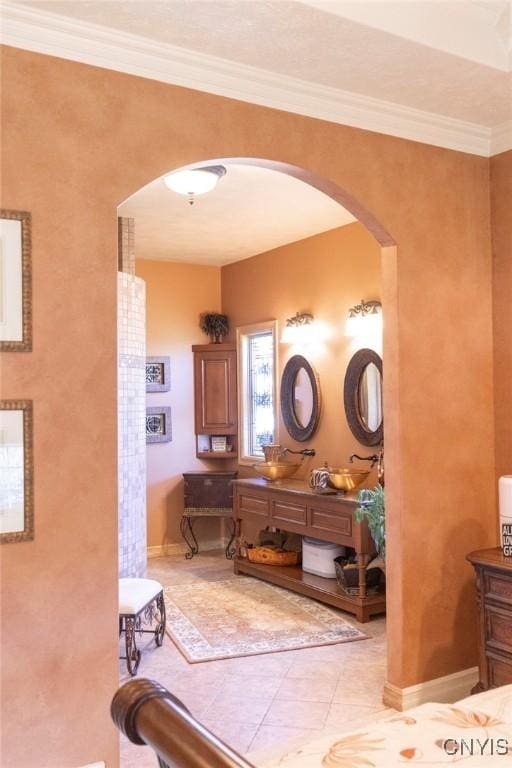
[236,320,279,465]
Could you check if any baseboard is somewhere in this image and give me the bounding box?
[147,538,226,559]
[383,666,479,711]
[77,763,105,768]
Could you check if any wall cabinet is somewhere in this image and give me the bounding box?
[193,343,237,458]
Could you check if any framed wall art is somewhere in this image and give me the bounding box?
[146,356,170,392]
[146,406,172,444]
[0,210,32,352]
[0,400,34,543]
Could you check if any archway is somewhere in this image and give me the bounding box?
[118,156,399,705]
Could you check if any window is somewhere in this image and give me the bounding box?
[237,321,278,463]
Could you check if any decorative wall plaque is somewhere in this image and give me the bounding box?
[146,406,172,443]
[0,400,34,543]
[145,356,170,392]
[0,210,32,352]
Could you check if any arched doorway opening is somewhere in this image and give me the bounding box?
[117,157,398,760]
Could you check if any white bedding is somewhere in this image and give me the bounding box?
[256,685,512,766]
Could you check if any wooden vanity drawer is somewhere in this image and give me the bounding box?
[486,650,512,688]
[237,493,270,520]
[485,604,512,655]
[484,571,512,606]
[309,505,352,539]
[271,499,307,527]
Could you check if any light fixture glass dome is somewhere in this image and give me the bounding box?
[163,165,226,197]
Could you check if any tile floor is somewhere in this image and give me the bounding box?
[119,551,390,767]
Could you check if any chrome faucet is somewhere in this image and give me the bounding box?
[349,449,384,484]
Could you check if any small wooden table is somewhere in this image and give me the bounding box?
[232,478,386,622]
[467,547,512,692]
[182,471,237,559]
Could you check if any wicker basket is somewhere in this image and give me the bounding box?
[247,547,300,566]
[334,555,382,595]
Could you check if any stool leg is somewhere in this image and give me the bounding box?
[125,617,141,676]
[155,590,166,647]
[225,517,236,560]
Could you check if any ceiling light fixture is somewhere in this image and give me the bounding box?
[345,299,382,337]
[163,165,227,205]
[281,312,315,344]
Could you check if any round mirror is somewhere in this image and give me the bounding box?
[294,367,314,428]
[281,355,320,441]
[344,349,383,446]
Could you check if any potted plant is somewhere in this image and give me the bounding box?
[355,483,385,572]
[199,313,230,344]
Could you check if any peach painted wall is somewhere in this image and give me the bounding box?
[135,259,223,550]
[222,223,382,482]
[491,150,512,485]
[1,45,496,766]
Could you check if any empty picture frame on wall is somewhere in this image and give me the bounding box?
[146,406,172,443]
[0,400,34,543]
[0,210,32,352]
[145,356,171,392]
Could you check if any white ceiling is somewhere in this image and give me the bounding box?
[2,1,511,155]
[118,163,355,266]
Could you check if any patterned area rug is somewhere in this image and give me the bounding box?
[164,576,367,662]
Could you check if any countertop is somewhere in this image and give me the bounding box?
[467,547,512,569]
[232,477,360,504]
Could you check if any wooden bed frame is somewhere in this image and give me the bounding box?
[112,678,256,768]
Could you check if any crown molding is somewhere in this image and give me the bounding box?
[1,1,508,157]
[490,121,512,155]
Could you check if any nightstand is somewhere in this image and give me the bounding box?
[467,548,512,692]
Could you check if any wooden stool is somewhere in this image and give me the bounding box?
[119,578,166,676]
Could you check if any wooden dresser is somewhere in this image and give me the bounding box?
[233,478,386,622]
[467,548,512,692]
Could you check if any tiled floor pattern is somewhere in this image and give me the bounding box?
[120,551,390,767]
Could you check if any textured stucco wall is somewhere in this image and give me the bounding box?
[0,45,496,767]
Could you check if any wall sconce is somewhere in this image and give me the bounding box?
[281,312,315,344]
[345,299,382,337]
[164,165,226,205]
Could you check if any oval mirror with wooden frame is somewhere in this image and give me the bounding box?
[344,348,383,446]
[281,355,321,442]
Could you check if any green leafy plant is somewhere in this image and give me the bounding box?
[199,313,229,343]
[355,483,385,559]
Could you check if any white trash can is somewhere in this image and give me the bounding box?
[302,536,346,579]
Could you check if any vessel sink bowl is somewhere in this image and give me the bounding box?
[327,468,370,492]
[251,461,301,482]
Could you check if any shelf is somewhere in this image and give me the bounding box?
[197,451,237,459]
[233,557,385,622]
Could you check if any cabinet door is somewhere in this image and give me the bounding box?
[194,349,237,434]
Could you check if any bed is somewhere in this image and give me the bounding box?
[112,679,512,767]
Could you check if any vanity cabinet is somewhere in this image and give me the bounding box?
[233,478,386,622]
[193,343,237,457]
[467,548,512,692]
